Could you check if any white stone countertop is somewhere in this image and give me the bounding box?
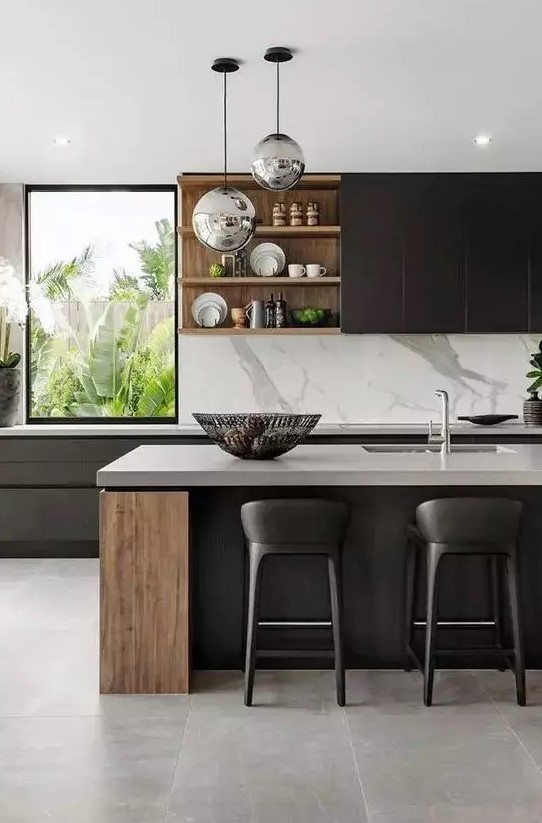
[0,421,539,437]
[97,443,542,487]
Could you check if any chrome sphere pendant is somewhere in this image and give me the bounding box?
[192,57,256,252]
[251,47,305,191]
[192,186,256,252]
[251,132,305,191]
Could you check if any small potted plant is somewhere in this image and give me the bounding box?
[524,340,542,426]
[0,259,27,426]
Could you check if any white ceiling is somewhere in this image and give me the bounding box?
[2,0,542,183]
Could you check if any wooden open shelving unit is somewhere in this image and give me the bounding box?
[177,173,342,335]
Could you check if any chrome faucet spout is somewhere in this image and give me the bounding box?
[435,389,451,455]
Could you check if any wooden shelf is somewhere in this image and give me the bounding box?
[178,225,340,239]
[177,174,341,190]
[179,327,341,336]
[179,277,341,287]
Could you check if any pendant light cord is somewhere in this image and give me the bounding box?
[223,71,228,189]
[276,60,280,135]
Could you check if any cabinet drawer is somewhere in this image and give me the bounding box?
[0,488,98,541]
[0,440,83,462]
[0,462,83,486]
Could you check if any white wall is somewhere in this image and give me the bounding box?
[0,185,24,422]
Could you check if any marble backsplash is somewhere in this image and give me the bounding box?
[178,333,538,424]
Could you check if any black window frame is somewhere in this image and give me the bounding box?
[24,183,179,425]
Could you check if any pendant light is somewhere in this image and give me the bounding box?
[250,47,305,191]
[192,59,256,252]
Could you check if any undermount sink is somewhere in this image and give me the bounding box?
[361,444,510,454]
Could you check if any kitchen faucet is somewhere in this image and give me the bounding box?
[428,389,451,455]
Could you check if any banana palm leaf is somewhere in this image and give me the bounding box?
[136,366,175,417]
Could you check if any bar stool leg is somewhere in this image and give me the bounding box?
[490,555,506,672]
[327,553,345,707]
[404,536,418,672]
[424,544,444,707]
[244,547,265,707]
[504,553,526,707]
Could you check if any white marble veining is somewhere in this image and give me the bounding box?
[97,442,542,487]
[178,333,538,424]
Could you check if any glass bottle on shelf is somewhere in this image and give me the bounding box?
[265,293,276,328]
[275,292,287,328]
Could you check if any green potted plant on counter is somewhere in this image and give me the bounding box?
[524,339,542,426]
[0,258,27,426]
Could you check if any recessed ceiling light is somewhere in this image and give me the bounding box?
[474,134,492,147]
[53,136,71,147]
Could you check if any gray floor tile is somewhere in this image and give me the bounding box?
[476,670,542,774]
[1,561,542,822]
[167,672,368,823]
[346,671,542,820]
[41,557,99,578]
[0,713,189,823]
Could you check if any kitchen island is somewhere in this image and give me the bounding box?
[98,443,542,694]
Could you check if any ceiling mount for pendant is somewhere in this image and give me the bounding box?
[263,46,293,64]
[250,45,305,191]
[192,58,256,252]
[211,57,240,73]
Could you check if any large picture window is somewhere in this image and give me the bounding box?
[26,186,177,422]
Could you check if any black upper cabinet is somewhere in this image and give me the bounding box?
[463,175,530,333]
[402,176,464,333]
[341,174,404,333]
[341,172,542,334]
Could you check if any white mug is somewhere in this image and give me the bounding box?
[306,264,327,278]
[288,264,306,278]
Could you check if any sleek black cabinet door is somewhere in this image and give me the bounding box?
[464,174,530,333]
[527,177,542,332]
[341,174,404,333]
[402,176,464,333]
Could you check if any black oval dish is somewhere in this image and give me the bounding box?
[457,414,519,426]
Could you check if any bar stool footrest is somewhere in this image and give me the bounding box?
[256,649,335,659]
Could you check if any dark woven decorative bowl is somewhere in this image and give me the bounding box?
[193,413,321,459]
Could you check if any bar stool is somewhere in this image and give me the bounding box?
[405,497,525,706]
[241,499,349,707]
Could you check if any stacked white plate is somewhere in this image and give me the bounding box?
[249,243,286,277]
[191,292,228,328]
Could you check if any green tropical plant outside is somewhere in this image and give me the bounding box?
[129,219,175,300]
[29,220,176,419]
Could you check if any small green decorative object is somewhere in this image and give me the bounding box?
[209,262,226,279]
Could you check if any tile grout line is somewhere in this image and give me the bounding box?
[163,696,194,822]
[474,672,542,784]
[344,705,373,822]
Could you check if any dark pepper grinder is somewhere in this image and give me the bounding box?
[265,293,276,328]
[275,292,287,328]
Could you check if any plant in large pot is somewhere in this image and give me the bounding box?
[0,259,27,426]
[524,340,542,427]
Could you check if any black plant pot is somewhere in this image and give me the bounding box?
[0,369,21,427]
[523,397,542,427]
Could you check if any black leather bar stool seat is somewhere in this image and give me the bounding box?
[405,497,525,706]
[241,499,349,707]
